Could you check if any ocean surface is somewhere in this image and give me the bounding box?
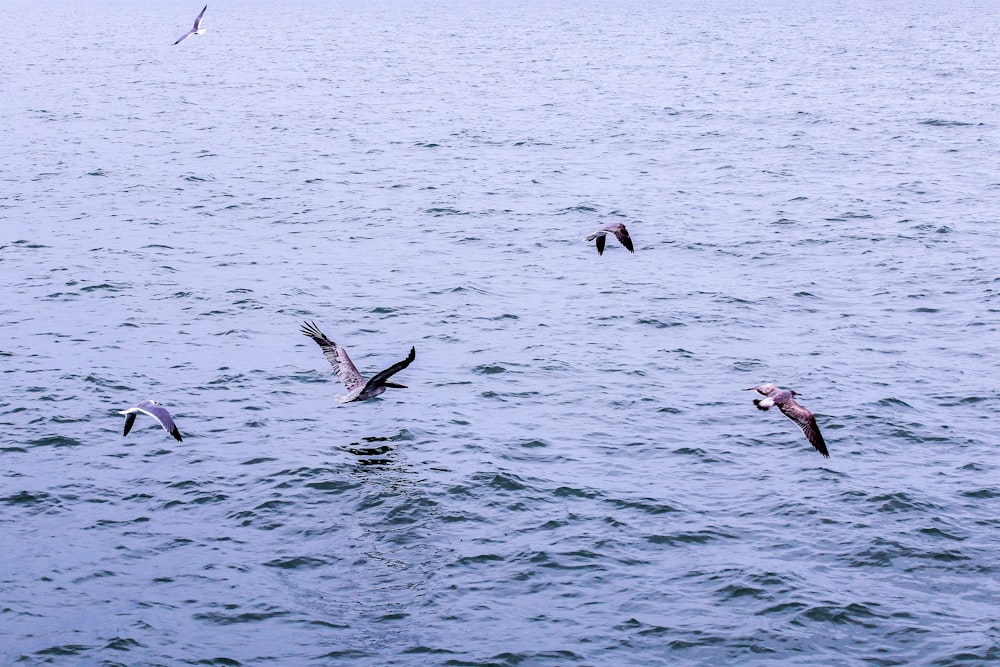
[2,0,999,664]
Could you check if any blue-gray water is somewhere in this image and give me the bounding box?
[2,0,999,664]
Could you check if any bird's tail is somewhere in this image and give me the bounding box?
[753,399,771,411]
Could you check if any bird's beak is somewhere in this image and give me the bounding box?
[742,387,756,391]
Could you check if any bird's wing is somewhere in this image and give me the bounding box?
[193,5,208,30]
[301,321,366,391]
[779,402,829,457]
[137,401,183,442]
[174,30,194,44]
[613,224,634,252]
[361,347,415,395]
[595,234,606,255]
[122,411,137,437]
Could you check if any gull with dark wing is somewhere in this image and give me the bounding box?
[584,222,634,256]
[174,5,208,45]
[301,321,415,403]
[745,383,829,457]
[119,400,183,442]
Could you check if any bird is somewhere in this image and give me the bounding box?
[744,383,829,457]
[174,5,208,45]
[300,321,415,403]
[119,400,183,442]
[584,222,634,255]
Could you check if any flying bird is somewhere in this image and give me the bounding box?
[744,383,829,457]
[584,222,634,255]
[301,321,415,403]
[174,5,208,45]
[119,400,183,442]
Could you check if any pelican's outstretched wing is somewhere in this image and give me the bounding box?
[301,321,366,391]
[778,402,829,457]
[360,347,416,397]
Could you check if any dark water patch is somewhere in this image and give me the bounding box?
[553,485,599,500]
[2,490,60,510]
[263,556,329,569]
[241,457,277,465]
[193,607,290,625]
[919,119,979,127]
[103,636,142,651]
[637,317,686,328]
[647,528,734,546]
[931,646,1000,665]
[426,207,468,216]
[516,439,547,449]
[474,364,508,375]
[798,601,881,628]
[960,488,999,499]
[316,649,376,660]
[918,527,965,541]
[31,644,94,657]
[876,397,913,409]
[455,553,504,567]
[481,390,540,401]
[482,472,528,492]
[716,583,769,601]
[606,497,679,515]
[869,492,942,514]
[756,601,809,617]
[80,282,127,293]
[28,435,85,448]
[404,645,459,656]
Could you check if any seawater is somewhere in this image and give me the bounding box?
[2,0,998,665]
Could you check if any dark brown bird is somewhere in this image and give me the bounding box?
[584,222,634,255]
[301,321,415,403]
[745,383,829,457]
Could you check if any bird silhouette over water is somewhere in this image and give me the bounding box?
[119,400,183,442]
[301,321,415,403]
[174,5,208,45]
[745,383,829,457]
[585,222,634,255]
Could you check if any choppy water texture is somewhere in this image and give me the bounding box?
[2,0,999,664]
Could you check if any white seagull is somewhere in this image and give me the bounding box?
[745,383,829,457]
[174,5,208,45]
[119,400,183,442]
[584,222,634,256]
[301,321,415,403]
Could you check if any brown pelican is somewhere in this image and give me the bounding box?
[745,383,829,457]
[119,400,183,442]
[584,222,634,255]
[174,5,208,45]
[301,321,415,403]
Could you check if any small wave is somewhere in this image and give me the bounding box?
[920,118,979,127]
